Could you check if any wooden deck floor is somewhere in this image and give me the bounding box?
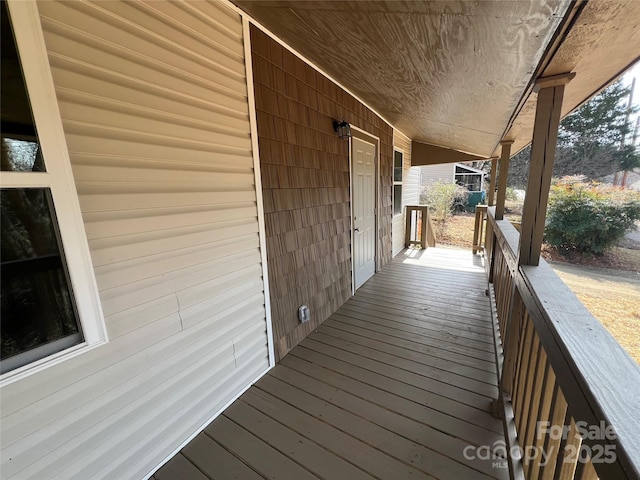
[154,247,508,480]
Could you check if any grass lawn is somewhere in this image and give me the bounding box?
[435,211,640,364]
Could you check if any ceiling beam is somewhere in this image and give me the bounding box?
[411,141,485,167]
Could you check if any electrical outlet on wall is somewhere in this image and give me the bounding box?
[298,305,310,323]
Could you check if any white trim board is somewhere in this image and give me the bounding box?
[349,125,381,294]
[243,16,275,369]
[0,0,107,386]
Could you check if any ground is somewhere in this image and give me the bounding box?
[435,211,640,364]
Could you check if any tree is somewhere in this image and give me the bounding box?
[507,80,637,188]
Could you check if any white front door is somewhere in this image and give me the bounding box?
[352,136,376,290]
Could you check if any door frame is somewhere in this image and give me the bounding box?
[349,126,380,295]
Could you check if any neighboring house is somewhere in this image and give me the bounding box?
[1,0,639,479]
[420,163,487,209]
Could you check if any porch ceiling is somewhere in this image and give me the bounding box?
[233,1,640,161]
[232,0,572,157]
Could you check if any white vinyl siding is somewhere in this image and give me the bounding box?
[392,129,419,256]
[0,1,270,479]
[420,163,456,187]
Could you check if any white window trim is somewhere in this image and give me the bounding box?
[0,0,107,386]
[393,148,404,217]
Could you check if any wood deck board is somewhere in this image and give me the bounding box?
[182,432,264,480]
[328,311,496,363]
[156,248,508,480]
[342,297,495,335]
[340,300,495,341]
[317,322,498,382]
[327,314,497,369]
[285,346,503,434]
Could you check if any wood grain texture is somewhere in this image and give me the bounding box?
[251,25,393,361]
[234,0,569,157]
[157,247,509,480]
[501,0,640,157]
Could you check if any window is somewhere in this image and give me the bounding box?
[455,165,483,192]
[393,150,403,215]
[1,1,106,380]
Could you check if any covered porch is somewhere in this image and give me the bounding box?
[155,247,509,480]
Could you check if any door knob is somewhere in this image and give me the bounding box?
[354,227,360,232]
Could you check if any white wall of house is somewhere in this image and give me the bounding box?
[0,1,270,478]
[420,163,456,187]
[392,129,420,256]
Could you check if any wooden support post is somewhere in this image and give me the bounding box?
[519,73,575,266]
[472,205,487,254]
[487,156,498,206]
[494,141,513,220]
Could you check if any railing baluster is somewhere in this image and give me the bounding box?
[555,416,583,480]
[514,315,534,431]
[540,386,568,480]
[527,361,555,479]
[522,346,547,471]
[518,322,539,435]
[577,461,599,480]
[484,206,635,480]
[500,288,522,397]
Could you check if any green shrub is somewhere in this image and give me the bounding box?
[545,176,640,254]
[420,181,468,220]
[505,187,519,202]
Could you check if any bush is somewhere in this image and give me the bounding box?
[545,176,640,254]
[420,181,469,220]
[505,187,519,202]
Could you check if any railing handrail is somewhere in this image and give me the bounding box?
[486,206,640,478]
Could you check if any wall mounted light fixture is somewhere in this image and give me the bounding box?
[333,120,352,140]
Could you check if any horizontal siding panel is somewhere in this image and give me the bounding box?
[2,307,264,449]
[58,339,267,480]
[421,163,455,185]
[181,288,266,330]
[70,152,253,174]
[66,135,254,168]
[39,1,247,87]
[92,347,268,480]
[1,313,182,422]
[107,294,180,339]
[5,318,268,480]
[41,22,247,102]
[51,69,250,130]
[99,246,262,316]
[176,264,264,309]
[78,190,256,212]
[132,1,245,56]
[1,2,269,479]
[81,0,244,68]
[56,101,252,149]
[72,164,254,186]
[89,220,259,267]
[83,205,257,239]
[61,121,252,156]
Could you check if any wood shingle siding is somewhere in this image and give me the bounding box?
[0,1,270,478]
[251,26,394,360]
